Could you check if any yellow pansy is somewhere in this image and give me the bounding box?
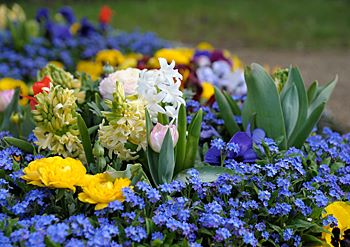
[196,42,214,51]
[232,55,244,71]
[21,156,86,192]
[78,173,131,210]
[322,201,350,245]
[0,77,28,105]
[76,60,103,80]
[96,49,125,66]
[155,48,194,65]
[201,82,215,100]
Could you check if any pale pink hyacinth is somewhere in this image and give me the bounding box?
[149,123,179,153]
[0,90,15,112]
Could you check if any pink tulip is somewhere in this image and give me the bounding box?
[0,90,15,112]
[149,123,179,153]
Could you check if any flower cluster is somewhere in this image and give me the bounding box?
[137,57,185,121]
[32,84,85,160]
[99,81,147,160]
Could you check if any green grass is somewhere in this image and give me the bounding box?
[9,0,350,50]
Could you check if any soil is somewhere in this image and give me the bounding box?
[236,49,350,132]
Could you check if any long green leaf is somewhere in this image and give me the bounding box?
[282,67,308,146]
[158,130,175,184]
[77,114,94,164]
[242,64,287,148]
[3,137,35,153]
[214,87,240,135]
[183,109,203,170]
[281,84,299,139]
[307,80,318,104]
[223,91,241,115]
[175,104,187,174]
[290,103,325,148]
[308,76,337,116]
[145,110,159,185]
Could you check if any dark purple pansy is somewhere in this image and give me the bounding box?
[58,6,76,25]
[79,18,96,37]
[204,128,265,165]
[36,8,50,23]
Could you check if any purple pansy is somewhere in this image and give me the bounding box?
[204,127,265,165]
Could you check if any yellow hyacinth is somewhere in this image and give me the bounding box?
[22,156,86,192]
[32,85,85,160]
[96,49,125,66]
[0,77,29,105]
[99,82,146,160]
[322,201,350,245]
[78,173,131,210]
[40,64,81,90]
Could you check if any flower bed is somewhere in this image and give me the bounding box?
[0,4,350,247]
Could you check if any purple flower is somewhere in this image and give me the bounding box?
[205,128,265,165]
[58,6,76,24]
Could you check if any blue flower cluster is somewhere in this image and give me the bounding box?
[0,8,169,82]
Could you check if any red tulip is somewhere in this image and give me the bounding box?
[99,5,113,24]
[33,76,51,95]
[27,76,51,109]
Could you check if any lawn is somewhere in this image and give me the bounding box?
[8,0,350,50]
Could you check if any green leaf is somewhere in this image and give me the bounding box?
[88,125,99,135]
[308,76,337,116]
[105,163,149,185]
[281,67,308,147]
[158,129,175,184]
[3,137,35,153]
[77,114,94,164]
[301,234,325,245]
[307,81,319,104]
[281,84,299,139]
[145,110,159,185]
[214,86,240,136]
[183,109,203,170]
[175,165,234,183]
[175,104,187,174]
[223,90,241,115]
[242,64,287,148]
[290,102,326,148]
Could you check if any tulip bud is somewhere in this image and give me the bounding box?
[0,90,15,112]
[149,123,179,153]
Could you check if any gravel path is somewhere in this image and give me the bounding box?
[236,49,350,132]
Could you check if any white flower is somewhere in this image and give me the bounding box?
[137,58,185,122]
[99,68,140,99]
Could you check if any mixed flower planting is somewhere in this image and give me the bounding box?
[0,4,349,247]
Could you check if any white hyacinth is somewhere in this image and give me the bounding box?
[137,58,185,122]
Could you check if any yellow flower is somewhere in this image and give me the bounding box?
[155,48,194,65]
[201,82,215,100]
[70,22,80,35]
[78,173,131,210]
[21,156,86,192]
[232,55,244,71]
[96,49,125,66]
[47,61,64,68]
[76,60,103,80]
[196,42,214,51]
[0,77,28,105]
[322,201,350,245]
